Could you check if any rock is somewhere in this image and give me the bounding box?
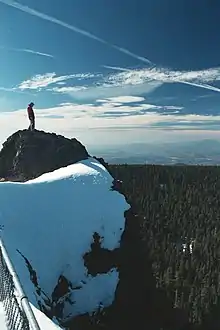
[0,129,189,329]
[0,129,89,181]
[83,232,119,276]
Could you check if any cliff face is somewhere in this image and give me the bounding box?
[0,129,89,181]
[0,129,188,330]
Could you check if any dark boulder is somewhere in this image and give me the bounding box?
[0,129,89,181]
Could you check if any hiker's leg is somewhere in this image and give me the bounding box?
[28,116,32,130]
[32,117,35,130]
[29,117,34,131]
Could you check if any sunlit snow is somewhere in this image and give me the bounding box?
[0,302,62,329]
[0,303,7,330]
[31,304,62,329]
[0,158,130,322]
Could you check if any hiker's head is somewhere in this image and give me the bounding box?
[29,102,34,107]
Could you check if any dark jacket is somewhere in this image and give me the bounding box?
[27,105,35,120]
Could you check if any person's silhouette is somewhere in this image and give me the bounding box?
[27,102,35,131]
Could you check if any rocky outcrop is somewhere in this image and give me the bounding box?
[0,129,89,181]
[0,129,190,330]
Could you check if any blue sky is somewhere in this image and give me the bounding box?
[1,0,220,148]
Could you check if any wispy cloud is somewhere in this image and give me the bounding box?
[0,45,54,58]
[104,65,220,94]
[2,1,219,102]
[0,87,16,92]
[17,72,99,90]
[50,80,162,100]
[0,0,152,65]
[104,65,220,84]
[50,86,87,93]
[15,64,220,101]
[0,86,36,96]
[46,65,220,100]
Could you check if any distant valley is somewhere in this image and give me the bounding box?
[90,139,220,165]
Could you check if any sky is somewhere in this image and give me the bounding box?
[1,0,220,149]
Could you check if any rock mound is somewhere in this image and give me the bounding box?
[0,129,89,181]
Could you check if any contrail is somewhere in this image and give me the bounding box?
[109,47,153,65]
[102,65,131,72]
[17,48,54,58]
[3,0,219,94]
[177,80,220,93]
[0,46,53,58]
[0,0,152,65]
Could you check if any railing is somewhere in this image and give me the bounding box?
[0,239,41,330]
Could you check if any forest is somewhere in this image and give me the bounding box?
[109,164,220,330]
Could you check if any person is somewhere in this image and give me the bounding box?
[27,102,35,131]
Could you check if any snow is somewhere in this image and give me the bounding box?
[182,240,194,254]
[31,304,62,329]
[0,158,130,322]
[0,301,62,330]
[0,303,7,330]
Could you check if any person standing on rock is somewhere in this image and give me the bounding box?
[27,102,35,131]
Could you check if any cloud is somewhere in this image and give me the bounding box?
[2,2,220,100]
[0,46,54,58]
[1,101,220,148]
[17,72,98,90]
[56,82,66,85]
[73,81,160,100]
[163,106,182,110]
[0,102,217,132]
[50,86,88,93]
[0,87,16,92]
[105,65,220,94]
[0,86,36,96]
[2,98,183,121]
[105,65,220,84]
[18,73,67,90]
[47,65,220,100]
[15,64,220,102]
[0,0,152,65]
[49,77,162,100]
[103,96,145,103]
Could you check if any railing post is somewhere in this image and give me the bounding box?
[0,238,41,330]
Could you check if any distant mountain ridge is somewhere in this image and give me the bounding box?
[95,139,220,165]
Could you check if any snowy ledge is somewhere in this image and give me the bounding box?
[0,158,130,323]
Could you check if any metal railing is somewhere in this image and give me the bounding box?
[0,238,41,330]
